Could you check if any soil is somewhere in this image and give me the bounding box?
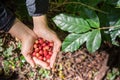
[0,32,120,80]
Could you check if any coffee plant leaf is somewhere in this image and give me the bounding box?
[57,0,65,3]
[68,0,102,6]
[108,8,120,26]
[62,32,90,52]
[107,8,120,46]
[80,0,103,6]
[53,14,91,33]
[65,4,82,13]
[83,8,100,28]
[109,19,120,46]
[86,29,101,53]
[106,0,120,8]
[65,7,100,28]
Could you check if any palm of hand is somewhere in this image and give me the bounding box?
[33,26,61,69]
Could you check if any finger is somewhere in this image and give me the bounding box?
[33,57,50,70]
[53,39,61,52]
[50,51,57,68]
[50,40,61,68]
[22,52,35,68]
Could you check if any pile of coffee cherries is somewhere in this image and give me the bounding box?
[32,38,54,63]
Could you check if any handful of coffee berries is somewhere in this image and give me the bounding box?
[32,38,54,63]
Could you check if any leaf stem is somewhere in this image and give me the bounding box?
[90,25,120,31]
[99,25,120,30]
[50,2,108,14]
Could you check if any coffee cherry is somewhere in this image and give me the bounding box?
[32,52,36,56]
[39,50,43,55]
[43,50,48,57]
[33,44,38,48]
[48,51,52,55]
[39,38,44,44]
[46,55,51,59]
[43,46,49,51]
[35,48,39,53]
[38,56,43,60]
[32,37,54,63]
[35,40,39,44]
[49,42,54,47]
[36,53,40,57]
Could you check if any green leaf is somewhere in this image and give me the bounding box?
[106,0,120,8]
[80,0,103,6]
[66,0,102,13]
[53,14,91,33]
[106,7,120,46]
[39,68,44,75]
[20,56,26,63]
[65,3,82,13]
[3,46,13,57]
[17,41,22,49]
[109,19,120,46]
[58,0,65,3]
[108,8,120,26]
[86,30,101,53]
[62,32,90,52]
[65,7,100,28]
[83,8,100,28]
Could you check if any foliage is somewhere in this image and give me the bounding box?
[106,68,120,80]
[8,0,120,53]
[38,68,50,78]
[52,0,120,53]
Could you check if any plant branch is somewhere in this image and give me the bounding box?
[50,2,108,14]
[99,25,120,30]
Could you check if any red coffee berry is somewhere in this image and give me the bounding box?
[32,52,36,56]
[32,37,54,63]
[38,56,43,60]
[42,43,46,47]
[35,40,39,44]
[49,42,54,47]
[39,50,43,55]
[39,46,42,50]
[35,53,40,57]
[43,46,49,51]
[43,50,48,57]
[48,51,52,55]
[46,55,51,59]
[33,44,38,48]
[35,48,39,53]
[39,38,44,44]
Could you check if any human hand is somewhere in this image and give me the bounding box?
[33,15,61,69]
[21,33,37,67]
[9,18,38,67]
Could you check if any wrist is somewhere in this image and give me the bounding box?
[33,15,48,29]
[9,18,37,41]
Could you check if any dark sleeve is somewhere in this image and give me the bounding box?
[0,2,15,32]
[26,0,49,16]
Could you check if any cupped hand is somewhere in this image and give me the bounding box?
[21,34,36,67]
[9,18,50,68]
[21,30,50,69]
[33,15,61,68]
